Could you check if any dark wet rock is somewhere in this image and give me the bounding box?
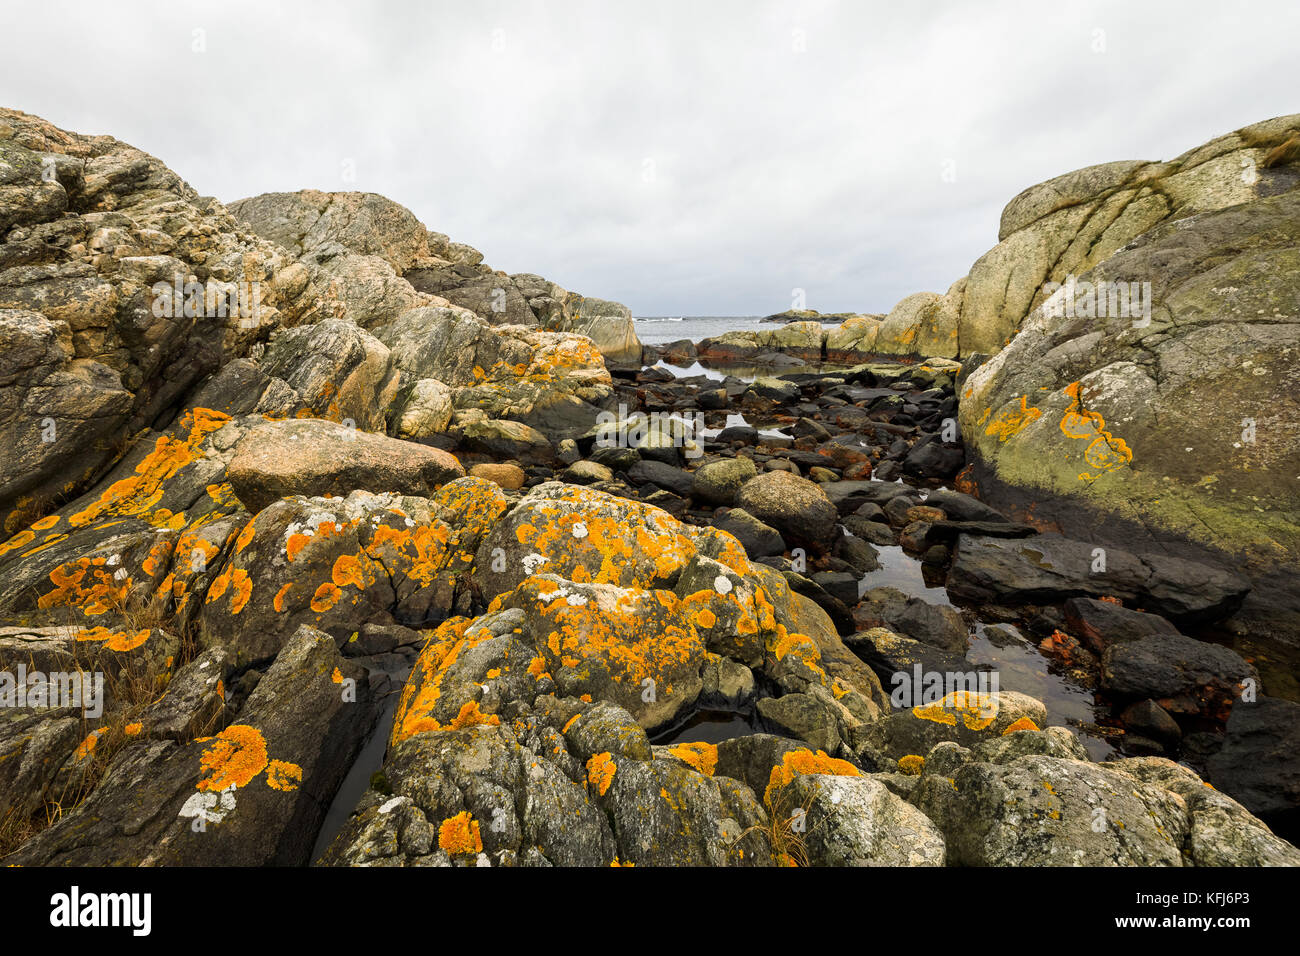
[854,587,968,653]
[902,434,964,478]
[1063,597,1181,653]
[1100,633,1256,711]
[711,508,785,558]
[1207,696,1300,824]
[845,627,979,689]
[627,459,694,497]
[842,514,896,546]
[924,489,1008,523]
[810,571,859,607]
[833,533,879,576]
[947,533,1251,625]
[1119,699,1182,748]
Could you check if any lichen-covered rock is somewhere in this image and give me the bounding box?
[3,625,377,866]
[863,690,1048,761]
[782,773,946,866]
[957,116,1300,637]
[0,108,339,533]
[198,479,507,666]
[913,754,1188,866]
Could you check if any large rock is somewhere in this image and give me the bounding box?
[0,108,335,534]
[914,755,1186,866]
[229,189,640,363]
[3,625,378,866]
[259,319,400,432]
[1207,695,1300,824]
[947,533,1250,626]
[958,115,1300,639]
[735,471,838,550]
[227,418,463,512]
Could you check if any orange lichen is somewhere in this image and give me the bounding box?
[331,667,344,684]
[912,691,998,731]
[196,724,269,792]
[984,395,1041,441]
[266,759,303,791]
[38,556,133,618]
[76,627,149,652]
[74,729,105,760]
[124,722,143,736]
[1003,717,1040,735]
[764,748,860,807]
[667,741,718,776]
[311,582,341,612]
[228,568,252,614]
[587,752,617,796]
[1060,381,1133,480]
[273,582,293,612]
[68,408,230,529]
[898,754,924,775]
[437,811,483,855]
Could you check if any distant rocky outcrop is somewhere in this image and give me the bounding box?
[228,190,641,366]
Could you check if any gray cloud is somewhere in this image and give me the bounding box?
[2,0,1295,314]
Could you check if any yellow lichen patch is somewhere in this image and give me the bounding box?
[693,608,716,630]
[587,751,617,796]
[520,577,706,693]
[266,759,303,791]
[1059,381,1133,480]
[485,668,501,679]
[561,713,581,734]
[667,741,718,776]
[196,724,269,792]
[527,655,549,680]
[76,626,149,652]
[273,582,293,612]
[0,529,37,558]
[912,690,998,731]
[38,556,133,617]
[68,408,230,529]
[124,722,143,737]
[764,748,860,808]
[437,811,483,855]
[31,514,61,531]
[228,568,252,614]
[1002,717,1040,735]
[74,728,105,761]
[898,754,924,776]
[984,394,1041,442]
[234,520,256,552]
[311,582,341,612]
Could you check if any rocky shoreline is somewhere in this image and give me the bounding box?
[1,106,1298,867]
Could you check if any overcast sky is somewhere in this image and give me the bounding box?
[3,1,1296,315]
